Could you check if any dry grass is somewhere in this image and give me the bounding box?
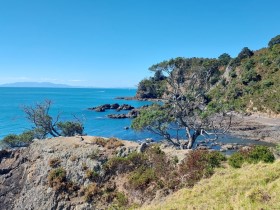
[48,157,61,168]
[91,137,124,149]
[140,161,280,210]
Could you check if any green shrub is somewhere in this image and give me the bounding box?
[268,34,280,48]
[57,121,84,136]
[229,146,275,168]
[262,80,274,87]
[128,167,157,190]
[228,152,246,168]
[229,70,237,78]
[241,69,261,85]
[205,151,227,167]
[1,130,35,148]
[115,192,128,207]
[48,167,67,190]
[104,152,147,174]
[248,146,275,163]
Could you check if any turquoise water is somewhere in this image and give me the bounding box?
[0,87,153,140]
[0,87,274,149]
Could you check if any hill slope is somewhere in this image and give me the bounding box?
[141,161,280,210]
[135,35,280,115]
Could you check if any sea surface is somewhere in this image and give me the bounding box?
[0,87,273,149]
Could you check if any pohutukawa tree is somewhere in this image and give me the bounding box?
[22,100,84,138]
[132,58,232,149]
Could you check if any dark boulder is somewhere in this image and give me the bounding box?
[126,109,139,118]
[107,114,127,119]
[110,103,120,109]
[116,104,134,111]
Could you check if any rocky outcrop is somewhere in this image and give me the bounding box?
[0,136,189,210]
[108,109,139,119]
[88,103,134,112]
[0,137,137,210]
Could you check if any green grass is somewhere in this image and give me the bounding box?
[140,161,280,210]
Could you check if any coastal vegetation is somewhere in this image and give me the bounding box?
[0,100,84,149]
[0,35,279,210]
[132,57,232,149]
[141,160,280,210]
[22,100,84,138]
[135,35,280,115]
[0,136,277,209]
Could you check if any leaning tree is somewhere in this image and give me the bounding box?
[132,57,232,149]
[22,100,84,138]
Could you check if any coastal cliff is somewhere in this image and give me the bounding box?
[1,136,279,210]
[0,136,189,210]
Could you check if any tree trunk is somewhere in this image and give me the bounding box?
[186,128,200,149]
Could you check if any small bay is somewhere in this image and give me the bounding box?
[0,87,273,149]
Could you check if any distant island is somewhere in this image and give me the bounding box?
[0,82,74,88]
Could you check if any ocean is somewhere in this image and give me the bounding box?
[0,87,152,140]
[0,87,273,149]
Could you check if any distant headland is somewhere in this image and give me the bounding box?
[0,82,74,88]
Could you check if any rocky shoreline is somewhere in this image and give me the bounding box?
[89,100,280,144]
[229,113,280,144]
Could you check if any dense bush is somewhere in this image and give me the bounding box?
[57,121,84,136]
[179,150,226,186]
[241,69,261,85]
[103,152,147,174]
[237,47,254,60]
[268,34,280,48]
[1,130,35,148]
[218,53,231,66]
[128,167,157,190]
[228,146,275,168]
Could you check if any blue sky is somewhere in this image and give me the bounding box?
[0,0,279,87]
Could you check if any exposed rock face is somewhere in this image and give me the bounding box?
[0,149,29,210]
[0,137,136,210]
[0,136,190,210]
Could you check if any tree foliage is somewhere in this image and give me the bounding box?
[133,58,232,149]
[268,34,280,48]
[1,130,35,148]
[237,47,254,60]
[218,53,232,66]
[22,100,84,138]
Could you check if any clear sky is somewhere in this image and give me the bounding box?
[0,0,279,87]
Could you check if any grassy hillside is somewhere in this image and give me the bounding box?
[140,161,280,210]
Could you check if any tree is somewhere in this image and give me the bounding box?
[268,34,280,48]
[22,100,84,138]
[152,70,166,81]
[218,53,231,66]
[132,59,232,149]
[237,47,254,60]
